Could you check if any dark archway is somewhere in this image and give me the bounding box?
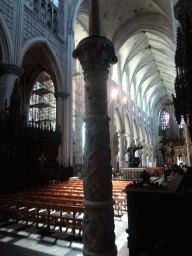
[20,42,61,120]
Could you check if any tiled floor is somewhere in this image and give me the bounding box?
[0,212,129,256]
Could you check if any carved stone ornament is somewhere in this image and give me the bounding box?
[72,36,118,74]
[73,34,117,255]
[0,63,23,76]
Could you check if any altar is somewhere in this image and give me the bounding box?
[121,168,145,180]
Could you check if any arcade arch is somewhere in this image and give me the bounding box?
[20,42,62,122]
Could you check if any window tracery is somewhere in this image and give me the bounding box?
[47,4,52,28]
[34,0,39,13]
[33,0,58,35]
[161,110,170,130]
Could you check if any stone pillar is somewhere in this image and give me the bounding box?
[62,28,74,167]
[73,36,118,256]
[0,63,22,111]
[119,131,125,169]
[55,92,69,166]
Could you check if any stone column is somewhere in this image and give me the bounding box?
[73,35,118,256]
[62,28,74,167]
[0,63,22,111]
[119,130,125,169]
[55,92,69,166]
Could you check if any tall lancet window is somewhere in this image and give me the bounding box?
[161,110,170,130]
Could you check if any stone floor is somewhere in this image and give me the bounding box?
[0,211,129,256]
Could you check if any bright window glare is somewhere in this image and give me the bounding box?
[111,88,118,99]
[123,97,127,104]
[122,73,127,92]
[51,0,58,7]
[112,64,118,84]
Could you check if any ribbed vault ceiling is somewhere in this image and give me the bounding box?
[74,0,176,113]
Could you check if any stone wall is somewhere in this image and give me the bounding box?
[0,0,14,33]
[23,6,64,68]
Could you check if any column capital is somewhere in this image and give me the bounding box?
[72,36,118,74]
[54,92,69,99]
[0,63,23,76]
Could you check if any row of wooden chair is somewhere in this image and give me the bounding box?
[46,180,131,212]
[0,197,84,235]
[0,180,131,235]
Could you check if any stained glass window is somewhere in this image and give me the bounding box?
[179,115,185,129]
[161,110,169,130]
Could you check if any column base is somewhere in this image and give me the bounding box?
[83,245,117,256]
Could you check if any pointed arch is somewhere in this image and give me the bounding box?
[68,0,84,32]
[20,37,64,94]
